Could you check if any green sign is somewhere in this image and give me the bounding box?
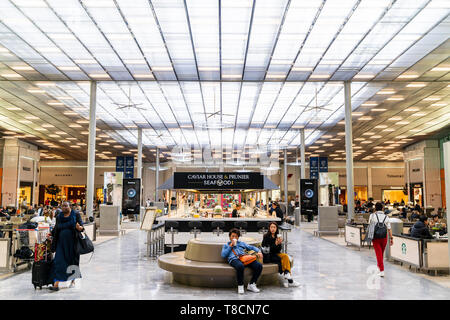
[401,243,407,255]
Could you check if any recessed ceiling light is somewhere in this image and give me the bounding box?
[371,108,387,112]
[70,145,81,148]
[291,67,313,72]
[397,121,410,125]
[1,73,22,78]
[361,102,378,106]
[423,97,441,101]
[411,112,427,116]
[430,67,450,72]
[406,83,426,88]
[358,116,373,121]
[12,66,34,71]
[47,102,64,106]
[374,125,387,128]
[386,97,404,101]
[383,128,395,132]
[5,106,22,110]
[42,124,54,128]
[388,117,402,121]
[362,132,374,136]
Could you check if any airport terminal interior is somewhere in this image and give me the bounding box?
[0,0,449,300]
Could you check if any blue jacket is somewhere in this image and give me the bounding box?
[221,240,260,264]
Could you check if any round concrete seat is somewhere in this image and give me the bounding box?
[158,237,283,287]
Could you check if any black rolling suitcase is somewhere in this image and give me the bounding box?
[32,260,53,290]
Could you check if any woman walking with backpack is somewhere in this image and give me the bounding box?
[368,202,393,277]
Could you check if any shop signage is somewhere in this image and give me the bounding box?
[319,157,328,172]
[310,157,319,179]
[124,156,134,179]
[22,166,31,172]
[173,172,264,190]
[116,156,125,172]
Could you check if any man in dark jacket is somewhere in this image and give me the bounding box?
[269,202,284,225]
[410,215,433,239]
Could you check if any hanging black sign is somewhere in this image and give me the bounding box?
[173,172,264,190]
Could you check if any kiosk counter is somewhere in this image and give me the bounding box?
[388,234,448,273]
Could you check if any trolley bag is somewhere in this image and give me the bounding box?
[32,260,52,290]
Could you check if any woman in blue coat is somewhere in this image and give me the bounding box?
[49,201,84,291]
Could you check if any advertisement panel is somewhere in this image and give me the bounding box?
[122,178,141,215]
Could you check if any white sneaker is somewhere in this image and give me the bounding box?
[284,272,292,280]
[281,279,289,288]
[288,280,301,287]
[237,285,244,294]
[247,283,260,293]
[379,271,385,277]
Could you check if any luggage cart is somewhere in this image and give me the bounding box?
[13,227,50,272]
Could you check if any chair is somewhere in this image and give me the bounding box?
[188,221,202,239]
[166,221,179,253]
[234,221,247,235]
[257,221,269,235]
[211,221,225,236]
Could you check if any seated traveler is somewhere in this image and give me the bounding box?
[261,222,299,288]
[410,215,433,239]
[221,228,263,294]
[410,210,420,221]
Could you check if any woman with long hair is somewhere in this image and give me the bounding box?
[261,222,300,287]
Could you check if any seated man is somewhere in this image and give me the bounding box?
[410,215,433,239]
[221,228,263,294]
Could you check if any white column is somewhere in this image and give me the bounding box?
[443,141,450,272]
[155,147,160,202]
[300,129,306,179]
[367,165,373,199]
[284,148,288,206]
[344,81,355,219]
[86,81,97,217]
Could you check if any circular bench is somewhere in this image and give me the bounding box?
[158,237,281,288]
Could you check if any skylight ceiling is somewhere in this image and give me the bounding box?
[0,0,448,82]
[0,0,449,162]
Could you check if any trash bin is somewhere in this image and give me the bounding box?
[390,217,403,236]
[294,207,300,226]
[385,217,403,258]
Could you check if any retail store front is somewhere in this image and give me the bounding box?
[38,184,86,205]
[382,188,408,204]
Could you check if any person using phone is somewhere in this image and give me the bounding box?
[221,228,263,294]
[261,222,300,287]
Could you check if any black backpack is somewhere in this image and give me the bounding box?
[373,214,387,239]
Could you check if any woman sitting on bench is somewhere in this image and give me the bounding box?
[221,228,263,294]
[262,222,300,288]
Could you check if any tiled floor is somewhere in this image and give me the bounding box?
[0,225,449,300]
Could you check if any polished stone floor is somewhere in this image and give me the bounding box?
[0,226,449,300]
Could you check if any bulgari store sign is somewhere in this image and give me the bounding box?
[173,172,264,190]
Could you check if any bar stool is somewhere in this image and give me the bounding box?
[166,221,179,253]
[188,221,202,239]
[211,221,225,236]
[257,221,269,235]
[234,221,247,235]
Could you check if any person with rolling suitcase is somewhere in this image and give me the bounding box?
[32,235,53,290]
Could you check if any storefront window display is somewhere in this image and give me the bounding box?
[382,189,408,204]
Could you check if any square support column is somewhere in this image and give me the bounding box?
[86,81,97,217]
[344,81,354,219]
